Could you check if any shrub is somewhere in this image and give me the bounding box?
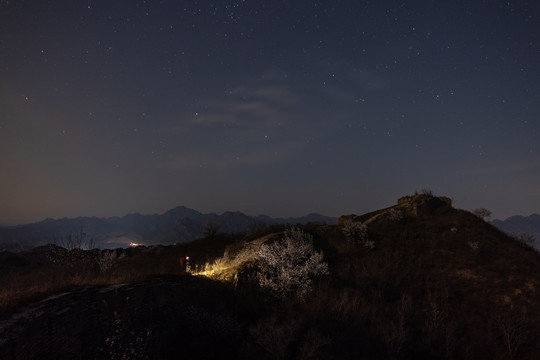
[255,227,329,301]
[341,221,368,244]
[249,314,299,359]
[388,208,404,221]
[56,227,95,250]
[97,250,126,274]
[515,233,536,247]
[472,208,492,220]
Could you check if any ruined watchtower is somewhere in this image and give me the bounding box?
[397,194,452,217]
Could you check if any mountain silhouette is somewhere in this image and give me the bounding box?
[0,207,337,251]
[492,213,540,249]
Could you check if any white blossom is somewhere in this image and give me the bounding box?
[256,227,329,301]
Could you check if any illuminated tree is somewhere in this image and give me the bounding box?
[255,227,328,301]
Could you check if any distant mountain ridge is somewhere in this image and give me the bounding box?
[492,213,540,248]
[0,207,337,251]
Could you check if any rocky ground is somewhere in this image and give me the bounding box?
[0,275,247,359]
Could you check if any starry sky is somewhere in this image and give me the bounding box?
[1,0,539,225]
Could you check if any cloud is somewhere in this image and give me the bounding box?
[161,71,313,170]
[251,85,300,105]
[169,73,298,130]
[162,64,386,171]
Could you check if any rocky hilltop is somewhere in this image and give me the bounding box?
[339,193,453,225]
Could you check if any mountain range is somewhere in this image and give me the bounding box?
[2,205,538,254]
[0,207,337,252]
[492,213,540,248]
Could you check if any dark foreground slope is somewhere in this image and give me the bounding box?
[2,195,540,359]
[0,276,250,360]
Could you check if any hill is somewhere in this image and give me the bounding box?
[0,207,337,251]
[1,193,540,359]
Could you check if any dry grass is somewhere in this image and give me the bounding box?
[192,233,274,281]
[0,245,184,317]
[0,231,252,317]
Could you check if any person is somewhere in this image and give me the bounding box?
[179,256,191,273]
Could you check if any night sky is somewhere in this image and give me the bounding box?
[1,1,538,225]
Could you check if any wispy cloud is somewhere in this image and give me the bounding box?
[170,72,298,130]
[162,72,311,170]
[162,63,387,171]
